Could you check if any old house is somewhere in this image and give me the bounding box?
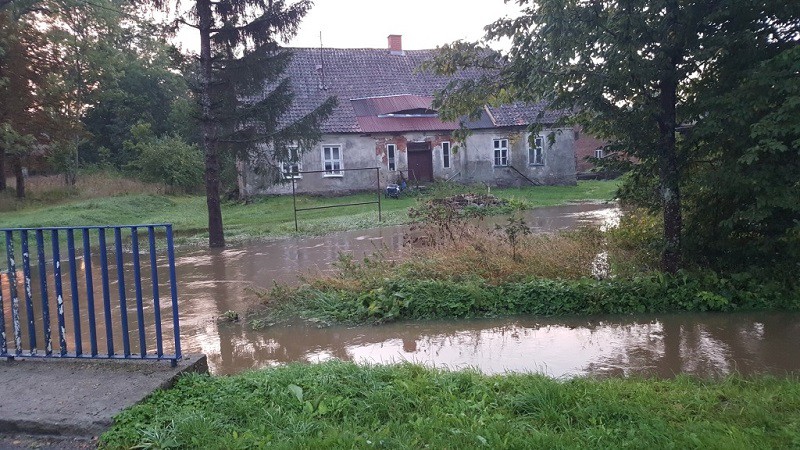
[238,35,577,196]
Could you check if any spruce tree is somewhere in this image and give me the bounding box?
[192,0,335,248]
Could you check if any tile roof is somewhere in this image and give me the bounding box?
[275,47,559,133]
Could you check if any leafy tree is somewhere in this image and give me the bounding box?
[185,0,335,247]
[0,5,63,197]
[40,0,137,184]
[81,38,192,168]
[681,45,800,272]
[427,0,799,273]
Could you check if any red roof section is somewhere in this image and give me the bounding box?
[350,95,457,133]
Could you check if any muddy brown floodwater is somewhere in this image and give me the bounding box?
[6,203,798,378]
[172,203,798,378]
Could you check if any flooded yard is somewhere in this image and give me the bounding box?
[4,202,798,378]
[171,203,798,377]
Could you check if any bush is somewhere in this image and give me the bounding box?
[606,208,663,275]
[124,123,203,192]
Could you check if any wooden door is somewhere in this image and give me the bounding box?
[407,142,433,182]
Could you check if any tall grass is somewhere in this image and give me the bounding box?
[0,173,166,212]
[101,361,800,449]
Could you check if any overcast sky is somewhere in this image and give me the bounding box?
[174,0,520,52]
[288,0,520,49]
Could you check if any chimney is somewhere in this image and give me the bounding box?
[388,34,404,55]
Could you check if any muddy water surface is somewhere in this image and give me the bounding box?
[210,312,800,378]
[6,203,798,378]
[173,203,798,377]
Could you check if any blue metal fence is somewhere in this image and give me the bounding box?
[0,224,182,365]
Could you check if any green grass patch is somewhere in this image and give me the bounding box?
[100,361,800,449]
[0,180,620,244]
[258,272,800,326]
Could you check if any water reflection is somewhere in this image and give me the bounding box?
[209,313,800,378]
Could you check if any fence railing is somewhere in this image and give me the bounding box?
[0,224,182,365]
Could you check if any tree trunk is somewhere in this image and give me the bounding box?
[0,147,6,191]
[11,155,24,198]
[658,0,683,274]
[198,0,225,248]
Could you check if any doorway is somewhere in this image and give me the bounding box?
[407,141,433,182]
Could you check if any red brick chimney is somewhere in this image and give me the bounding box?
[388,34,404,55]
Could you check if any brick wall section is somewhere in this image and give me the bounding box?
[374,135,408,165]
[573,126,607,173]
[373,134,454,165]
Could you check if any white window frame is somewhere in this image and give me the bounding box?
[442,141,451,169]
[493,138,508,167]
[387,143,396,171]
[529,135,544,166]
[280,145,302,179]
[594,148,605,159]
[322,144,343,177]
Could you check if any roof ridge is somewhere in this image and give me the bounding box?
[349,93,432,101]
[284,47,435,52]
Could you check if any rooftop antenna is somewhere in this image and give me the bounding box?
[318,31,326,90]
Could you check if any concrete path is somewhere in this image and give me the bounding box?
[0,355,207,440]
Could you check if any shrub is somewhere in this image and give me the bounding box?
[606,208,663,275]
[124,123,203,192]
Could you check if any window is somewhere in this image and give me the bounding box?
[322,144,343,176]
[387,144,396,171]
[280,145,301,179]
[442,141,451,168]
[493,139,508,167]
[529,136,544,166]
[594,148,604,159]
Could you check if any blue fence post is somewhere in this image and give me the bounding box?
[166,225,182,364]
[0,233,6,356]
[35,230,52,356]
[66,230,83,356]
[148,226,164,358]
[81,229,98,356]
[6,230,22,356]
[51,230,67,356]
[130,227,147,357]
[98,228,114,357]
[114,227,131,358]
[21,231,37,355]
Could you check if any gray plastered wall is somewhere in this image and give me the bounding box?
[239,127,576,196]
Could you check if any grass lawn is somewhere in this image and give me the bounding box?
[100,361,800,449]
[0,178,620,245]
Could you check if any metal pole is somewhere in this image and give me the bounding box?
[166,225,182,363]
[35,230,52,356]
[292,176,298,232]
[148,226,163,358]
[114,227,131,358]
[4,230,20,356]
[21,231,37,355]
[98,228,114,357]
[376,167,382,222]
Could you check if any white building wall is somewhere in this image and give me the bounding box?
[239,127,576,197]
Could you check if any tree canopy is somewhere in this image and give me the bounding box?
[428,0,800,273]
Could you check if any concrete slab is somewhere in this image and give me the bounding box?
[0,354,208,438]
